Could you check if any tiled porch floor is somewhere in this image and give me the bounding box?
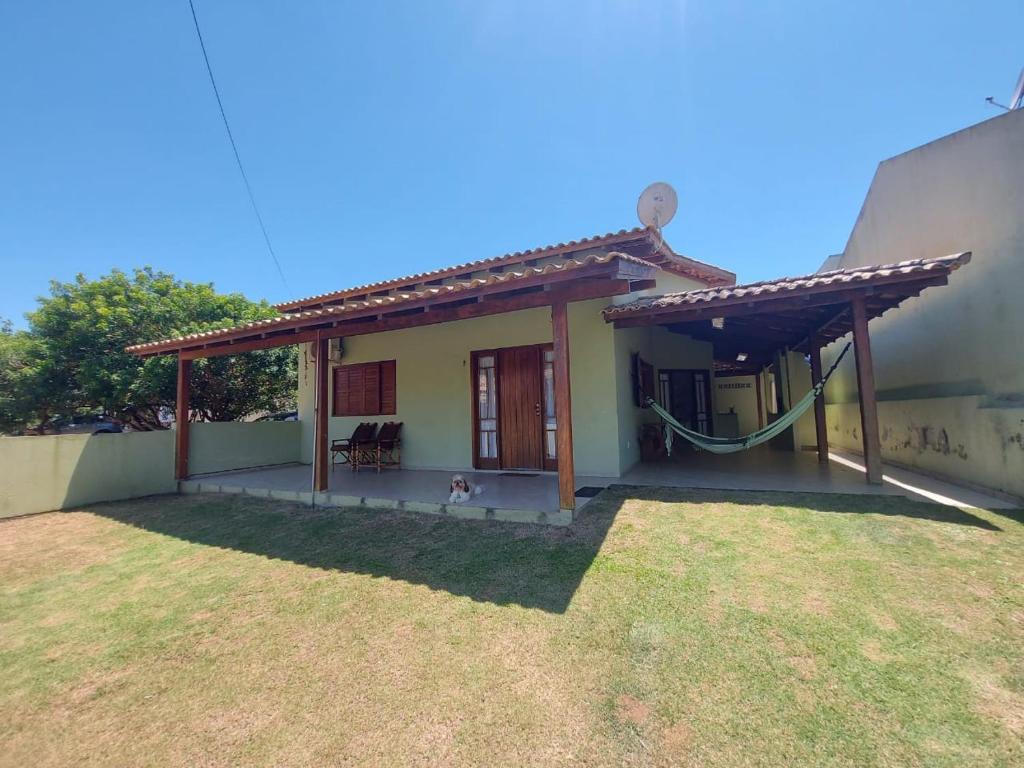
[186,445,1016,521]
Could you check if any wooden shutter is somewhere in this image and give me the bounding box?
[332,361,397,416]
[380,360,396,415]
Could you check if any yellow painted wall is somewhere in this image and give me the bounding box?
[0,423,304,519]
[0,432,176,519]
[298,298,624,476]
[713,375,760,436]
[190,421,301,475]
[612,325,715,473]
[296,268,716,478]
[822,108,1024,497]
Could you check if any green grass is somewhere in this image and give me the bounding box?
[1,488,1022,767]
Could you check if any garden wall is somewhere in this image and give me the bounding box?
[0,421,302,519]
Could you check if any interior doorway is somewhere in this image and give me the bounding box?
[658,369,713,437]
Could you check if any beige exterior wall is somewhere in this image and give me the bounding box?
[297,269,715,478]
[0,432,176,519]
[714,375,760,436]
[613,325,714,473]
[190,421,301,475]
[823,108,1024,497]
[0,423,304,519]
[298,298,624,476]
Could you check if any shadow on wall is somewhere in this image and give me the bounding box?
[0,422,304,520]
[0,432,177,520]
[83,484,1016,614]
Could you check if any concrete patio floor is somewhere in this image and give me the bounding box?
[182,445,1016,525]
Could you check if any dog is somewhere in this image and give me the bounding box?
[449,474,483,504]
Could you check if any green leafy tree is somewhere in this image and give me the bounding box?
[0,320,74,433]
[5,269,296,433]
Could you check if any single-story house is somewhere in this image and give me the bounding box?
[128,226,968,521]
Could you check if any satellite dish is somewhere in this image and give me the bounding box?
[637,182,678,230]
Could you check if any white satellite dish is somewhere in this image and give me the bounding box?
[637,182,678,230]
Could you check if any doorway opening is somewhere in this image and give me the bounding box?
[471,344,557,471]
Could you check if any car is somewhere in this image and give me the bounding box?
[49,414,125,435]
[253,410,298,422]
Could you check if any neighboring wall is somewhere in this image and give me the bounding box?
[298,298,626,477]
[823,108,1024,497]
[0,422,303,520]
[0,431,176,519]
[190,421,301,475]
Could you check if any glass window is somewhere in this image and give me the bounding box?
[477,355,497,459]
[542,351,557,459]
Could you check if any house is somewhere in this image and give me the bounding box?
[127,226,968,523]
[821,107,1024,499]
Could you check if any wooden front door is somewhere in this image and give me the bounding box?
[498,346,544,470]
[472,344,556,471]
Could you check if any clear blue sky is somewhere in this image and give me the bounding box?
[2,1,1021,325]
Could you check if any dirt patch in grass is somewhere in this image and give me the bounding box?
[615,694,653,727]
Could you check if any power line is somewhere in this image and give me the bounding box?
[187,0,288,289]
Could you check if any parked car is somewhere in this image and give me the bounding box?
[254,411,298,422]
[49,414,125,435]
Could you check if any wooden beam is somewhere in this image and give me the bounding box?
[808,338,829,464]
[153,277,636,360]
[551,299,575,514]
[180,329,322,360]
[755,371,764,429]
[851,297,882,484]
[313,333,330,492]
[175,356,191,480]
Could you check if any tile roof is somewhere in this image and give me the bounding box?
[274,226,734,311]
[603,253,971,318]
[127,251,653,355]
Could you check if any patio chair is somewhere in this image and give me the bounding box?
[356,421,403,474]
[331,422,378,471]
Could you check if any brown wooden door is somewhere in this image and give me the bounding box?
[498,345,544,470]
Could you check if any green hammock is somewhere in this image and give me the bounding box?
[647,342,851,455]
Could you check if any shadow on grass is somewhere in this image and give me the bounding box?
[85,485,1008,614]
[89,491,624,614]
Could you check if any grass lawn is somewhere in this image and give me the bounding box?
[1,488,1022,767]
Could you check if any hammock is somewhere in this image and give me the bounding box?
[647,342,851,455]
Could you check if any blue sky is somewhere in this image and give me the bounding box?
[2,1,1021,324]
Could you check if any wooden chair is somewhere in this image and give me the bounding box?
[357,421,403,473]
[331,422,377,471]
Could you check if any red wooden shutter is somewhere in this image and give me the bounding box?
[332,367,348,417]
[380,360,396,414]
[331,361,396,416]
[362,363,380,415]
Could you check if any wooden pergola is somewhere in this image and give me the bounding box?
[128,248,664,512]
[604,253,971,483]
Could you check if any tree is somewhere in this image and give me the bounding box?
[0,320,73,434]
[5,269,296,433]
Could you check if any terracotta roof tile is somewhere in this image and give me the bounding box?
[274,226,733,311]
[127,251,654,355]
[603,253,971,318]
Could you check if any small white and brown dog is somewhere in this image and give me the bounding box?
[449,474,483,504]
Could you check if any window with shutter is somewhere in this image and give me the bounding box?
[332,361,396,416]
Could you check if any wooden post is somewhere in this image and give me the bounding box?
[809,338,829,464]
[851,297,883,484]
[551,299,575,514]
[313,333,330,492]
[175,355,191,480]
[755,371,764,429]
